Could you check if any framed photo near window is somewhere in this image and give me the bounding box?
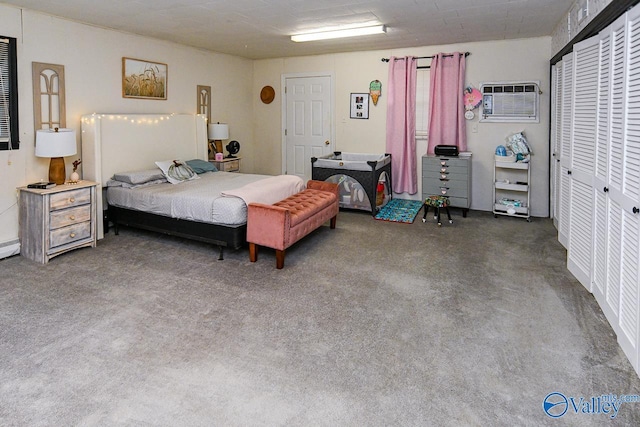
[350,93,369,119]
[122,57,167,100]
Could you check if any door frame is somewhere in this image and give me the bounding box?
[280,71,335,175]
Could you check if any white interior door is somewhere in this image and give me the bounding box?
[551,62,562,229]
[592,26,612,321]
[567,35,599,291]
[558,51,574,249]
[617,6,640,373]
[284,75,332,181]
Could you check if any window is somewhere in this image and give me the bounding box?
[415,69,430,140]
[480,81,540,123]
[0,36,19,150]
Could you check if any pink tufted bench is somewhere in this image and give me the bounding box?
[247,180,339,269]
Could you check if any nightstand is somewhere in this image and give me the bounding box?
[210,157,241,172]
[18,180,98,264]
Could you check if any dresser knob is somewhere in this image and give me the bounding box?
[69,215,75,220]
[634,207,639,215]
[69,197,75,203]
[70,233,76,238]
[603,187,609,193]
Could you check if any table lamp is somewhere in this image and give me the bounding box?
[35,128,77,185]
[208,123,228,159]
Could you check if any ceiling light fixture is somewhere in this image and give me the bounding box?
[291,25,386,43]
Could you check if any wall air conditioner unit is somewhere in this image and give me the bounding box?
[480,82,540,123]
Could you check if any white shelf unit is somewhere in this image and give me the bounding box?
[493,160,531,221]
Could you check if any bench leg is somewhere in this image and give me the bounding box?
[330,215,337,229]
[249,243,258,262]
[276,249,285,269]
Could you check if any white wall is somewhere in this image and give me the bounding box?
[0,4,253,248]
[253,37,552,217]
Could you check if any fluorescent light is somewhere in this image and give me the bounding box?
[291,25,386,42]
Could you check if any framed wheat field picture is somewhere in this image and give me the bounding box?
[122,57,167,100]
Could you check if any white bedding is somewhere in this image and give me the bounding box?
[107,171,304,225]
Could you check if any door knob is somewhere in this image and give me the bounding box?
[324,140,330,145]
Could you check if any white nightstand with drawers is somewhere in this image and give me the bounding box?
[18,180,98,264]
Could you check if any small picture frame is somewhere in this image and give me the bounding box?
[122,57,167,100]
[350,93,369,119]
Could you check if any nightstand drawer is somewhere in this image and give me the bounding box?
[223,159,239,171]
[50,188,91,211]
[49,221,91,249]
[50,205,91,229]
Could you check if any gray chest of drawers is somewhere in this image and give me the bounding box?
[18,181,98,264]
[422,154,471,217]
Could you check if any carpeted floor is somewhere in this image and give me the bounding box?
[1,210,639,426]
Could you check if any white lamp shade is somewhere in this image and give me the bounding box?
[208,123,229,140]
[35,128,77,158]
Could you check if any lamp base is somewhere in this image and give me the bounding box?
[49,157,66,185]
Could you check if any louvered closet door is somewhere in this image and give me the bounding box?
[617,6,640,373]
[593,26,613,322]
[551,62,562,228]
[558,52,574,249]
[605,14,627,340]
[568,35,599,290]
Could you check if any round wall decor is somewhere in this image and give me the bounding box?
[260,86,275,104]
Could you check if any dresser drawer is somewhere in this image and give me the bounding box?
[50,188,91,211]
[422,157,467,168]
[445,196,469,209]
[423,183,468,198]
[49,221,91,249]
[49,205,91,229]
[423,170,469,182]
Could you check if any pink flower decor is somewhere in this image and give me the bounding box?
[464,87,482,111]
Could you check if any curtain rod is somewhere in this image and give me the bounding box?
[381,52,470,69]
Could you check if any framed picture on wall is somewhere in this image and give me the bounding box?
[122,57,167,100]
[350,93,369,119]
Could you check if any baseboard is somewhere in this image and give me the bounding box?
[0,240,20,260]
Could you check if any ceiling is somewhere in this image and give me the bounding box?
[2,0,575,59]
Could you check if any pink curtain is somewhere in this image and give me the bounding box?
[386,56,417,194]
[427,52,466,154]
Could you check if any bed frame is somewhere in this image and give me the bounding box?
[81,113,245,258]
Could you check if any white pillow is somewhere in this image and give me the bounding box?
[113,168,166,185]
[155,160,199,184]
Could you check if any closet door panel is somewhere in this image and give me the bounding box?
[567,36,599,290]
[617,7,640,373]
[605,14,628,340]
[558,52,574,249]
[552,62,562,228]
[593,27,613,320]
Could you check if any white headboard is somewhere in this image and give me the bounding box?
[81,113,208,238]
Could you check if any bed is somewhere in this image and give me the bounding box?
[81,113,303,258]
